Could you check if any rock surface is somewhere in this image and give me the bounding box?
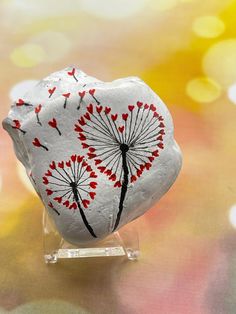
[3,67,182,245]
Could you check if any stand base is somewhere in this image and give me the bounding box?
[43,209,140,264]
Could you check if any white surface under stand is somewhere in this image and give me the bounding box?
[43,209,140,264]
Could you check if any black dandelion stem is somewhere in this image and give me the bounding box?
[17,128,26,134]
[36,113,42,126]
[41,144,49,151]
[113,144,129,231]
[91,95,100,105]
[52,206,60,215]
[78,103,165,231]
[73,74,78,82]
[56,127,61,136]
[71,183,97,238]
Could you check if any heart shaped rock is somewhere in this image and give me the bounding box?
[2,67,182,245]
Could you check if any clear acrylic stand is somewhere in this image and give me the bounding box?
[43,208,140,264]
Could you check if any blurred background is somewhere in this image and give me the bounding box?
[0,0,236,313]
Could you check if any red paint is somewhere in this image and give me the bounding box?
[35,104,42,113]
[32,138,41,147]
[67,68,75,76]
[89,89,95,96]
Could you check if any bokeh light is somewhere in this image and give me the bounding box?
[186,77,221,103]
[203,39,236,87]
[229,204,236,228]
[1,0,236,313]
[29,31,72,62]
[10,44,45,68]
[192,16,225,38]
[227,83,236,105]
[9,80,38,101]
[80,0,147,19]
[149,0,178,11]
[0,173,2,194]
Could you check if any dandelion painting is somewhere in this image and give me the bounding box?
[75,101,165,231]
[43,154,97,238]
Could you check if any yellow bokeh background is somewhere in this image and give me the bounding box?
[0,0,236,313]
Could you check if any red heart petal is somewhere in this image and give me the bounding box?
[45,170,52,176]
[71,155,77,162]
[114,181,122,188]
[157,142,164,149]
[78,117,86,126]
[159,122,165,128]
[87,103,93,114]
[17,98,25,106]
[48,87,56,95]
[89,182,97,189]
[89,192,96,200]
[98,166,106,173]
[104,107,111,115]
[49,161,56,170]
[109,174,116,181]
[35,104,42,113]
[79,133,86,141]
[67,68,75,76]
[62,92,70,98]
[122,113,128,121]
[152,150,159,157]
[58,161,64,168]
[77,155,84,163]
[156,135,163,141]
[145,163,152,170]
[89,89,95,96]
[86,165,92,172]
[105,169,112,176]
[150,104,156,111]
[95,159,102,165]
[82,143,89,149]
[158,129,165,135]
[32,138,41,147]
[54,196,62,203]
[69,202,77,210]
[84,112,91,120]
[131,175,137,183]
[79,91,85,98]
[43,177,49,185]
[87,153,96,159]
[111,114,117,121]
[63,200,70,207]
[82,199,90,208]
[48,118,57,128]
[118,126,124,133]
[74,124,83,132]
[90,171,97,178]
[96,105,103,114]
[66,161,71,167]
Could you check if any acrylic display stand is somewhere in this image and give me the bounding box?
[43,208,140,264]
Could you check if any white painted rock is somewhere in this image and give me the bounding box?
[3,67,182,245]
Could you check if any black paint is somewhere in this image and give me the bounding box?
[71,182,97,238]
[112,144,129,231]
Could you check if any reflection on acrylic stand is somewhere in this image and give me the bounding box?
[43,208,140,264]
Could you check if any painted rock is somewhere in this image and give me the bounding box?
[2,67,182,245]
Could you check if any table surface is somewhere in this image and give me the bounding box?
[0,1,236,313]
